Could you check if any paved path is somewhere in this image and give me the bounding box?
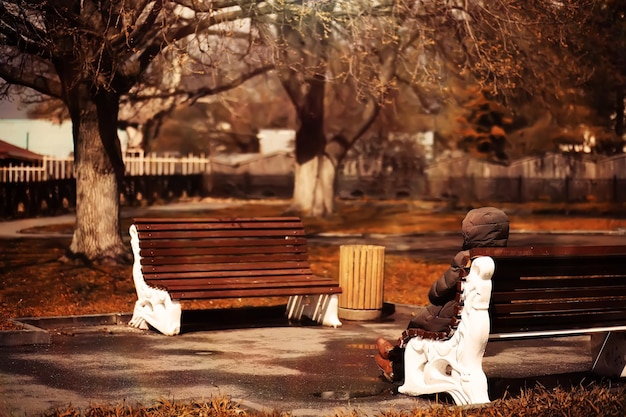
[2,204,625,262]
[0,308,596,417]
[0,201,238,238]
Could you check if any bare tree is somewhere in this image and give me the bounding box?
[251,0,400,216]
[248,0,610,217]
[0,0,270,263]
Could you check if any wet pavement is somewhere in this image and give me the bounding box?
[0,305,608,417]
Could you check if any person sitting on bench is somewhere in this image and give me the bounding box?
[374,207,510,383]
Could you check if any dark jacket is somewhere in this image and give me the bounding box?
[408,207,509,333]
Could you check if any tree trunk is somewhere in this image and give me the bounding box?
[278,7,397,217]
[292,153,337,217]
[285,70,340,217]
[66,88,128,264]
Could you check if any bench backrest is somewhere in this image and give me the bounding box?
[470,245,626,338]
[132,217,340,300]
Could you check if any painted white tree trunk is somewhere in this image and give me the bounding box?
[67,93,127,263]
[291,154,337,217]
[70,163,125,261]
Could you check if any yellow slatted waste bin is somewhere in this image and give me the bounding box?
[338,244,385,321]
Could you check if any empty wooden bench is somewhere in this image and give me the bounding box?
[128,217,342,335]
[398,245,626,405]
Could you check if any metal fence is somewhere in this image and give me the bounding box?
[425,176,626,204]
[0,174,207,219]
[2,152,626,219]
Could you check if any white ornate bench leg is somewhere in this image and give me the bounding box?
[128,305,149,330]
[459,364,489,404]
[398,338,428,395]
[128,224,182,336]
[318,294,342,327]
[400,338,468,404]
[455,325,490,404]
[399,256,495,405]
[129,288,182,336]
[455,256,493,404]
[425,357,463,400]
[286,295,304,321]
[286,294,342,328]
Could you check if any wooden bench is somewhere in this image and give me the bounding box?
[398,245,626,405]
[128,217,342,335]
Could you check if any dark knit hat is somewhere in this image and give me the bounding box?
[461,207,509,250]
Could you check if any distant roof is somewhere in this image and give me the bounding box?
[0,138,43,162]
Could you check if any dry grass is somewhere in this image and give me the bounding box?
[33,385,626,417]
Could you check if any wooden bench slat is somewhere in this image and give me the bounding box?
[493,257,624,271]
[134,220,305,232]
[493,268,626,281]
[133,216,302,224]
[138,237,309,249]
[492,285,626,302]
[143,261,312,274]
[159,277,339,291]
[137,229,306,240]
[144,268,314,281]
[141,252,309,263]
[170,286,343,300]
[141,239,307,252]
[141,244,307,258]
[491,310,626,334]
[492,265,625,281]
[492,276,626,291]
[140,253,309,266]
[492,298,626,314]
[471,245,626,257]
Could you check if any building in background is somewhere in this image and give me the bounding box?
[0,119,74,157]
[0,138,43,165]
[1,95,132,157]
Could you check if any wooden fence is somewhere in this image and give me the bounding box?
[0,154,210,182]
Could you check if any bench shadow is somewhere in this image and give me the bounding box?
[179,304,308,333]
[180,301,401,333]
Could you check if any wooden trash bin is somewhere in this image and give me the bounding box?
[338,244,385,320]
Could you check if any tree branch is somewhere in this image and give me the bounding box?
[186,63,274,103]
[0,3,51,58]
[0,63,63,98]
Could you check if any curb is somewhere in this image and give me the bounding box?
[0,320,51,346]
[0,312,133,347]
[0,306,419,347]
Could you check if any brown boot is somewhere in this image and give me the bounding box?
[375,353,394,383]
[376,337,395,359]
